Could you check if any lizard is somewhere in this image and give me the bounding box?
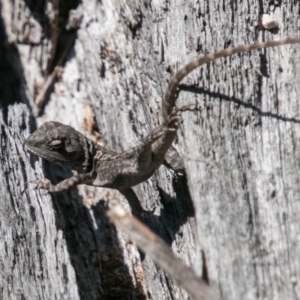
[25,38,300,216]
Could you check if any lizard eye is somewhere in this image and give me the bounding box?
[48,140,62,149]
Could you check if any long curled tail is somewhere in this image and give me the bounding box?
[163,38,300,120]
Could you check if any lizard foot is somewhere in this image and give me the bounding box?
[167,107,182,129]
[167,104,199,129]
[28,177,53,191]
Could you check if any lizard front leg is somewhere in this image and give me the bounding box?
[29,173,93,192]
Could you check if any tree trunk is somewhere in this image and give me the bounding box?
[1,0,300,299]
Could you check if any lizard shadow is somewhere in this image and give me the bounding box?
[179,84,300,124]
[43,161,148,300]
[139,173,195,247]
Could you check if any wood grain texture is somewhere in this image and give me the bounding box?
[0,105,80,299]
[1,0,300,299]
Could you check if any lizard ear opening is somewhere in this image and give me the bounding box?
[48,140,62,148]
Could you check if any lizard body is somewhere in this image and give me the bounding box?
[25,38,300,215]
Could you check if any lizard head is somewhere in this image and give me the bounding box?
[25,121,95,173]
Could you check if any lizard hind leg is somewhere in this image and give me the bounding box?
[164,104,199,134]
[166,107,182,130]
[142,106,183,147]
[142,123,175,145]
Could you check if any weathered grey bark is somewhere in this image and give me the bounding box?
[1,0,300,299]
[0,106,80,299]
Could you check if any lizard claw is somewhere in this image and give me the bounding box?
[168,104,197,128]
[168,107,182,124]
[28,177,52,191]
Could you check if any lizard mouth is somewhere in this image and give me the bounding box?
[25,143,47,160]
[25,143,39,155]
[25,143,67,163]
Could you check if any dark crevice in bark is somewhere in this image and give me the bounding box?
[201,249,209,284]
[0,12,29,119]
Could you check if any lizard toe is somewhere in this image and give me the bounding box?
[28,177,52,191]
